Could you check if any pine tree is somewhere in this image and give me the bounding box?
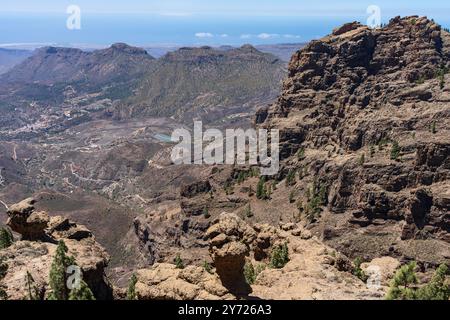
[386,262,418,300]
[68,280,95,300]
[285,170,296,187]
[256,176,267,200]
[0,227,13,249]
[416,264,450,300]
[126,274,138,300]
[174,254,184,269]
[48,240,75,300]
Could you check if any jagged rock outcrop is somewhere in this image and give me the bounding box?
[134,264,234,300]
[205,213,256,296]
[0,198,112,300]
[6,198,49,241]
[257,16,450,266]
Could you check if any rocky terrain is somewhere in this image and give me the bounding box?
[255,16,450,266]
[0,16,449,300]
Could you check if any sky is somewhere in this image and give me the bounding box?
[0,0,449,48]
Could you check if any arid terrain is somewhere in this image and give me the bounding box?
[0,16,449,300]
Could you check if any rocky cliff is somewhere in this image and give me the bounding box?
[255,16,450,265]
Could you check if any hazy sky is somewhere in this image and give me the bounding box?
[1,1,449,47]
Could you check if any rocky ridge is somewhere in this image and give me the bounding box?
[0,198,112,300]
[255,16,450,265]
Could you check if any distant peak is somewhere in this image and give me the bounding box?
[240,44,257,51]
[109,43,150,56]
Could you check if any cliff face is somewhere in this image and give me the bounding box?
[256,16,450,265]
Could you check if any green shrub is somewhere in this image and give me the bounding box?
[244,204,253,218]
[304,182,328,222]
[0,227,13,249]
[174,254,184,269]
[203,261,213,274]
[244,262,256,285]
[390,141,401,160]
[296,147,305,160]
[0,257,7,300]
[353,258,368,282]
[430,121,437,134]
[289,190,295,203]
[415,75,425,84]
[270,243,290,269]
[126,274,138,300]
[285,170,296,187]
[203,208,211,219]
[256,176,268,200]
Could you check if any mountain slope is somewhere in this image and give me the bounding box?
[1,43,155,86]
[0,48,32,75]
[114,45,286,120]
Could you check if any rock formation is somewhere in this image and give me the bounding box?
[205,213,256,296]
[0,198,112,300]
[256,16,450,266]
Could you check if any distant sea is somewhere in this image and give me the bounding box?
[1,13,449,49]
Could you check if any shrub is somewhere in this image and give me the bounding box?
[430,121,437,134]
[256,176,268,200]
[174,254,184,269]
[353,258,368,282]
[415,75,425,84]
[0,227,13,249]
[244,262,256,285]
[244,262,267,285]
[126,274,138,300]
[304,182,328,222]
[0,257,7,300]
[270,243,289,269]
[289,190,295,203]
[203,261,213,274]
[296,147,305,160]
[285,170,296,187]
[203,208,211,219]
[244,204,253,218]
[390,141,401,160]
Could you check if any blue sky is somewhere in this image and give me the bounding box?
[0,1,449,48]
